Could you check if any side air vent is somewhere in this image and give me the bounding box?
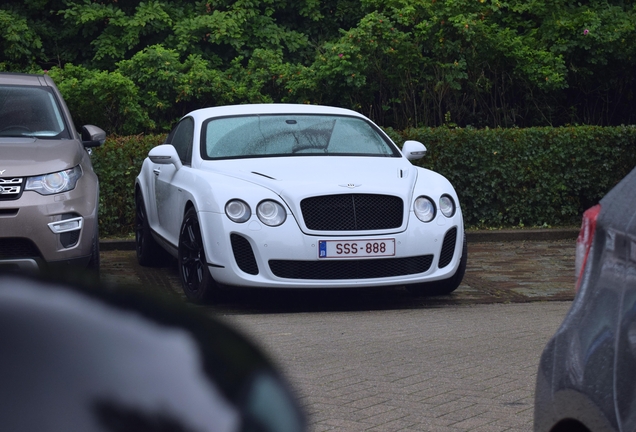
[439,227,458,268]
[230,234,259,275]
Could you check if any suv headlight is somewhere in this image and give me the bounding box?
[25,166,82,195]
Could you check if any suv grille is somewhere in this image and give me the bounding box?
[300,194,403,231]
[269,255,433,280]
[0,238,41,259]
[0,177,24,200]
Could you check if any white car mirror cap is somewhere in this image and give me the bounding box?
[149,144,183,169]
[402,140,427,160]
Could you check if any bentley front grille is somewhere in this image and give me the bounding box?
[300,194,403,231]
[269,255,433,280]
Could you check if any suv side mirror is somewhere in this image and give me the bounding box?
[401,140,427,160]
[81,125,106,148]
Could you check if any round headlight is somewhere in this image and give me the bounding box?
[414,196,436,223]
[225,200,251,223]
[257,200,286,227]
[43,172,69,193]
[439,195,456,218]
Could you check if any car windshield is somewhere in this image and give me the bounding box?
[201,114,400,159]
[0,85,68,139]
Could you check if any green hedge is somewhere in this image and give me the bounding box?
[391,125,636,228]
[92,134,166,237]
[93,126,636,237]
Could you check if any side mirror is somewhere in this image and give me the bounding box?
[81,125,106,148]
[401,140,427,160]
[149,144,183,170]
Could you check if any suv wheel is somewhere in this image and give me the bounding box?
[86,223,100,272]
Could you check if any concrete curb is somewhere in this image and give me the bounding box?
[466,228,579,243]
[100,228,579,252]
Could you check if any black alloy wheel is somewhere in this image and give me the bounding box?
[178,207,217,303]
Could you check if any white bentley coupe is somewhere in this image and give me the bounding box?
[135,104,466,303]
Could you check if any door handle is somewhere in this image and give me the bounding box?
[153,168,161,176]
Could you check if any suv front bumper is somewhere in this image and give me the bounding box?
[0,180,98,271]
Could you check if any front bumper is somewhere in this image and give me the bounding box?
[199,209,464,289]
[0,182,98,271]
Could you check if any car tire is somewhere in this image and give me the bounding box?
[86,221,100,272]
[407,235,467,296]
[135,191,172,267]
[178,207,218,304]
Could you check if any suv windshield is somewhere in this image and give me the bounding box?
[202,114,401,159]
[0,85,68,139]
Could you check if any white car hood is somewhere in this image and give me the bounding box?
[203,156,418,201]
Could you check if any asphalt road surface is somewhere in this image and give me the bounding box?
[100,239,576,431]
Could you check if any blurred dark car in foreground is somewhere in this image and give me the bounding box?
[534,167,636,432]
[0,274,305,432]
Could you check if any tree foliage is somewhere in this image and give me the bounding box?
[1,0,634,133]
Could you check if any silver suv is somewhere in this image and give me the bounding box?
[0,73,105,273]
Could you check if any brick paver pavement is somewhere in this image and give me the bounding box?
[225,301,570,432]
[100,238,577,431]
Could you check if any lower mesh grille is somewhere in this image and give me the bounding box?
[439,227,457,268]
[0,238,41,259]
[230,234,259,275]
[269,255,433,280]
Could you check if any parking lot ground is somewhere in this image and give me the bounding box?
[100,238,577,308]
[225,301,571,432]
[99,237,577,431]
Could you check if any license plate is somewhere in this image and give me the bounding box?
[318,239,396,258]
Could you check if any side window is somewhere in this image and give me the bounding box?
[166,117,194,165]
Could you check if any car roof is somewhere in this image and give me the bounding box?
[187,104,368,121]
[0,72,55,87]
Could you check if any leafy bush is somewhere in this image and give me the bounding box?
[47,64,152,135]
[92,126,636,237]
[4,0,636,132]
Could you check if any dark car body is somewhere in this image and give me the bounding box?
[534,166,636,432]
[0,274,306,432]
[0,72,105,272]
